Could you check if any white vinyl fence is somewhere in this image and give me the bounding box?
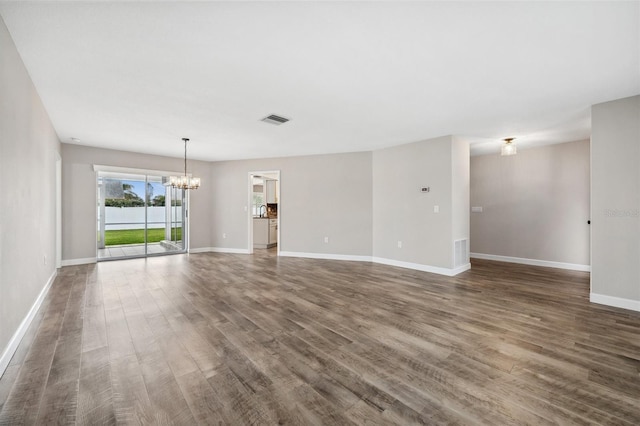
[105,207,182,230]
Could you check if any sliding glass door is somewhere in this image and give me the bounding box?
[97,171,187,260]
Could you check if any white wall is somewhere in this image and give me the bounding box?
[0,16,60,374]
[372,135,470,273]
[470,140,591,269]
[591,95,640,311]
[61,144,211,262]
[210,151,373,256]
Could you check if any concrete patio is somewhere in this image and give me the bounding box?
[98,242,182,260]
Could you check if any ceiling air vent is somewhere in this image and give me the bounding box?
[261,114,290,125]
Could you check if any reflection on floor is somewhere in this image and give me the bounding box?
[253,245,278,256]
[98,243,178,260]
[3,256,637,424]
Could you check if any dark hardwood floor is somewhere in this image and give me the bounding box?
[1,251,639,425]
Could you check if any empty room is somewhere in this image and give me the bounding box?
[1,1,639,425]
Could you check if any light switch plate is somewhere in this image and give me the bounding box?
[433,205,439,213]
[471,206,483,213]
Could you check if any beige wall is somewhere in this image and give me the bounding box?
[372,136,470,271]
[470,140,590,267]
[61,144,212,262]
[210,151,373,256]
[452,137,470,243]
[591,95,640,308]
[0,17,60,371]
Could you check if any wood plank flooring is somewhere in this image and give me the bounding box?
[1,251,639,425]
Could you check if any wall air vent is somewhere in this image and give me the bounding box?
[454,239,469,268]
[261,114,290,125]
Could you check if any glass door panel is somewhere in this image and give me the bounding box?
[167,184,186,252]
[97,170,187,260]
[145,175,185,255]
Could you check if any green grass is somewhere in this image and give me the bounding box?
[104,228,182,246]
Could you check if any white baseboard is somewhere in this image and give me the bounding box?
[0,269,56,378]
[189,247,251,254]
[372,257,470,277]
[279,252,469,276]
[188,247,213,254]
[279,251,371,262]
[590,293,640,312]
[61,257,96,266]
[470,253,591,272]
[451,263,472,275]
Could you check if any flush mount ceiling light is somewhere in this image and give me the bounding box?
[501,137,517,156]
[169,138,201,190]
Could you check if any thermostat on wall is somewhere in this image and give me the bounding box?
[421,187,430,192]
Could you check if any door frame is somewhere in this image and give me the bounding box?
[247,170,281,255]
[55,152,62,269]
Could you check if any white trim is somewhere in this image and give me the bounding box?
[280,251,371,262]
[92,164,184,177]
[61,257,96,266]
[278,252,470,276]
[372,257,470,276]
[55,153,62,269]
[189,247,251,254]
[590,293,640,312]
[0,270,56,377]
[188,247,212,254]
[247,172,254,255]
[470,253,591,272]
[451,263,472,275]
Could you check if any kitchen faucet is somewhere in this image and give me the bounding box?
[259,205,267,217]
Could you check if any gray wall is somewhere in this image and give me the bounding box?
[0,17,60,366]
[210,151,373,256]
[591,95,640,305]
[372,136,469,269]
[61,144,212,262]
[470,140,590,266]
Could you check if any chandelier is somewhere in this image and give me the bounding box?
[169,138,201,190]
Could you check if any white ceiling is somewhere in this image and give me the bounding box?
[1,1,638,160]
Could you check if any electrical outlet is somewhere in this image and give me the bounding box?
[223,233,227,239]
[324,236,329,243]
[397,241,402,248]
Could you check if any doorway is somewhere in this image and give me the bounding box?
[248,171,280,256]
[97,170,187,260]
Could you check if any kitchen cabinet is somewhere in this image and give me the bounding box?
[266,180,277,203]
[269,219,277,243]
[253,218,277,248]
